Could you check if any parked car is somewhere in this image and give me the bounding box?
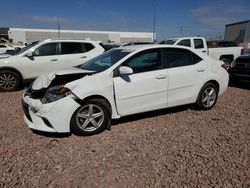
[160,37,243,67]
[229,55,250,83]
[121,42,154,47]
[0,39,105,91]
[22,45,229,135]
[102,43,121,51]
[0,44,16,54]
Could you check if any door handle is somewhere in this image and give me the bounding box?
[80,56,87,59]
[196,68,205,72]
[155,75,167,79]
[202,50,207,53]
[50,58,58,62]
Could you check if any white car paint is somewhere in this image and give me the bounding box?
[0,44,16,54]
[164,37,243,62]
[22,45,229,133]
[0,39,104,80]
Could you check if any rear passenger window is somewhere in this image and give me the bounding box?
[194,39,204,49]
[164,48,193,68]
[177,39,191,47]
[61,42,82,54]
[82,43,94,52]
[192,53,203,64]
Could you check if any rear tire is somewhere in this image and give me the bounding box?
[220,58,231,68]
[0,70,21,92]
[196,83,218,110]
[70,99,111,136]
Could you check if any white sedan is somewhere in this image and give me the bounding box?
[22,45,229,135]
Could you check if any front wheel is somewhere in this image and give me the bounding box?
[196,83,218,110]
[70,99,111,136]
[0,70,21,92]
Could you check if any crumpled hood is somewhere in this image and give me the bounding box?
[32,68,94,90]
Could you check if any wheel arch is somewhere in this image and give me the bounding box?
[219,55,234,62]
[195,79,220,103]
[204,80,220,92]
[75,94,112,116]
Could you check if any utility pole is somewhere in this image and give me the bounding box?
[153,0,156,42]
[57,20,61,38]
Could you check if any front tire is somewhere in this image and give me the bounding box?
[0,70,21,92]
[196,83,218,110]
[70,99,111,136]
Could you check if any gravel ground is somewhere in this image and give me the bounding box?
[0,85,249,187]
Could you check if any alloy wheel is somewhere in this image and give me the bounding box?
[201,87,217,108]
[0,73,17,90]
[76,104,104,132]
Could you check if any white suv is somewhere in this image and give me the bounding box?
[0,39,105,91]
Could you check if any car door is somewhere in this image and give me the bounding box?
[193,38,207,54]
[22,42,60,79]
[113,49,168,116]
[163,48,207,107]
[58,42,97,68]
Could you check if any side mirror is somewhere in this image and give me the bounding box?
[119,66,133,75]
[25,51,33,57]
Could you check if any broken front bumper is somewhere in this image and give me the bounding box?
[22,94,80,133]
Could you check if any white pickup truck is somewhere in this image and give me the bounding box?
[161,37,243,66]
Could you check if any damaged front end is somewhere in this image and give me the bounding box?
[25,84,74,104]
[25,69,94,104]
[22,69,94,133]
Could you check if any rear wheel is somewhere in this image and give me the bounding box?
[196,83,218,110]
[70,99,111,136]
[0,70,21,92]
[220,58,231,68]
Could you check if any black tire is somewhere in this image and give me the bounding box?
[196,82,218,110]
[0,70,21,92]
[70,99,111,136]
[220,58,231,68]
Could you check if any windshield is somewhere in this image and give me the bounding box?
[164,39,177,45]
[15,41,40,55]
[81,49,131,72]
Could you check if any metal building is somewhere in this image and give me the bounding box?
[0,28,154,44]
[224,20,250,48]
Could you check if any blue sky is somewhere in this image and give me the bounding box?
[0,0,249,40]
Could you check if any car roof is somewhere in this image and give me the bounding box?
[116,44,193,51]
[166,37,205,40]
[42,39,101,43]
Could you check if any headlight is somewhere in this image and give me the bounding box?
[41,85,73,104]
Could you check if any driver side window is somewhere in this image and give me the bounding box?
[123,50,162,74]
[33,43,58,56]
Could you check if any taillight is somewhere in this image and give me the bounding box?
[221,63,229,71]
[241,48,244,55]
